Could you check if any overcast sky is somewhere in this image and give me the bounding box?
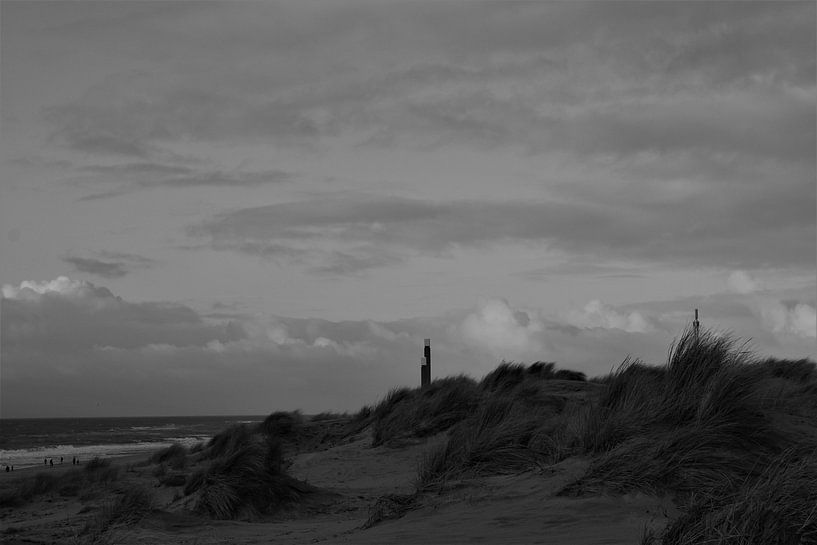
[1,1,815,418]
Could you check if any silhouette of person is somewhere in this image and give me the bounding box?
[60,456,64,464]
[50,459,54,467]
[44,458,47,465]
[4,466,8,473]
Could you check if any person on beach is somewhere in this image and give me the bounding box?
[44,458,47,465]
[49,458,53,467]
[60,456,64,464]
[4,465,8,472]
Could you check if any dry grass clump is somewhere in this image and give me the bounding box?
[363,493,418,529]
[416,378,585,489]
[257,410,304,438]
[184,434,314,520]
[405,327,816,542]
[372,376,481,446]
[150,442,188,470]
[417,396,556,489]
[655,449,817,545]
[370,363,588,448]
[755,357,816,383]
[95,485,155,532]
[203,423,255,460]
[553,328,817,543]
[562,329,813,499]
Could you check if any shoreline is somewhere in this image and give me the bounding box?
[1,452,150,483]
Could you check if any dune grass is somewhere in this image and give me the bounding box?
[369,362,589,449]
[655,448,817,545]
[150,442,188,470]
[371,376,482,446]
[561,330,814,500]
[185,433,314,519]
[400,327,816,542]
[548,329,816,543]
[0,458,121,508]
[95,485,155,532]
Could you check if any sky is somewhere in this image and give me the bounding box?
[1,1,815,418]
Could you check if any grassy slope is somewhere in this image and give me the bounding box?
[363,328,817,543]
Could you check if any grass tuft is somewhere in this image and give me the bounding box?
[188,434,314,519]
[372,376,481,446]
[150,442,188,470]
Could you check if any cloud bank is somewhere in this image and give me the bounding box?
[4,277,812,417]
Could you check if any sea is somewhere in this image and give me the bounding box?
[0,415,265,470]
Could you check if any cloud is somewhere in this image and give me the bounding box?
[193,193,815,273]
[0,277,667,416]
[61,252,155,278]
[459,298,546,359]
[727,270,763,294]
[2,276,111,299]
[62,256,129,278]
[83,162,194,176]
[34,2,814,164]
[564,299,653,333]
[760,300,816,339]
[75,162,294,199]
[3,277,812,417]
[1,277,243,351]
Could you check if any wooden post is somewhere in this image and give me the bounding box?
[693,309,700,340]
[421,338,431,386]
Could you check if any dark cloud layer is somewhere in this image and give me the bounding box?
[62,252,155,278]
[194,192,816,273]
[62,256,129,278]
[32,2,814,162]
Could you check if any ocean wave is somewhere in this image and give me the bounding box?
[129,424,179,431]
[0,436,207,469]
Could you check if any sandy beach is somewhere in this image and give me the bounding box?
[0,422,676,545]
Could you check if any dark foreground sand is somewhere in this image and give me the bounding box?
[0,427,676,544]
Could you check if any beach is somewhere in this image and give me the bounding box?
[0,423,674,545]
